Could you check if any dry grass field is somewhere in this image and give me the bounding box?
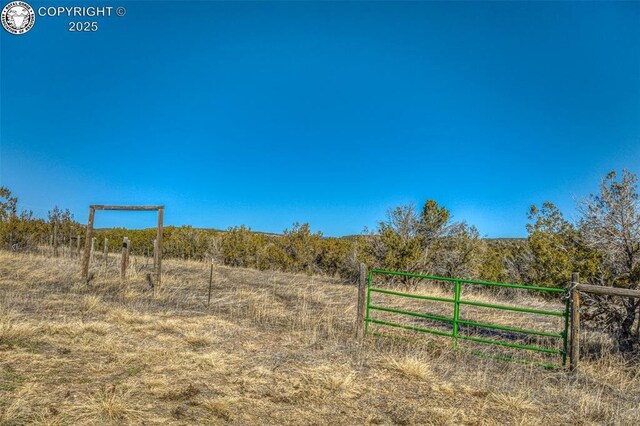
[1,251,639,425]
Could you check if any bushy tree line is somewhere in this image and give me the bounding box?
[0,188,83,251]
[0,193,357,278]
[1,169,638,351]
[214,223,357,278]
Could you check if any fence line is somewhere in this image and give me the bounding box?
[358,267,640,372]
[569,278,640,373]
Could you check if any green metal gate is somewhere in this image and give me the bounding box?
[365,269,570,369]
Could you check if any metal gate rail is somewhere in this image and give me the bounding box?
[365,269,570,368]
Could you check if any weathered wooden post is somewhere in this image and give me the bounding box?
[156,208,164,287]
[81,208,95,281]
[121,237,130,280]
[68,236,73,258]
[356,263,368,339]
[569,272,580,374]
[207,262,214,306]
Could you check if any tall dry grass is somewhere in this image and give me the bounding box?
[0,250,638,425]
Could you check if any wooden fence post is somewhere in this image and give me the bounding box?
[207,262,214,306]
[156,208,164,287]
[121,237,130,280]
[90,237,96,263]
[570,272,580,374]
[81,208,95,281]
[153,238,158,270]
[356,263,368,339]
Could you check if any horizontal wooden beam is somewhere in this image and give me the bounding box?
[577,284,640,299]
[90,205,164,211]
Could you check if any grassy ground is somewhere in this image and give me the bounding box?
[0,251,639,425]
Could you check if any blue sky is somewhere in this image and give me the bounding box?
[1,1,639,237]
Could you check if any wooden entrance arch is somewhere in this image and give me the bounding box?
[81,205,164,285]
